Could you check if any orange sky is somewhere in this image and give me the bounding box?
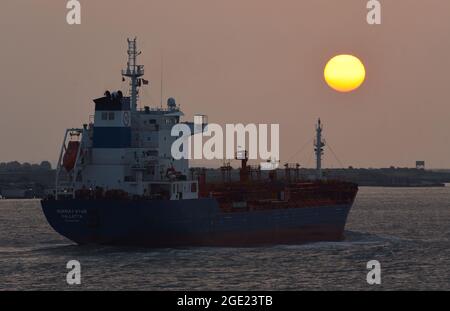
[1,0,450,168]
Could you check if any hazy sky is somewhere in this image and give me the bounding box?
[1,0,450,168]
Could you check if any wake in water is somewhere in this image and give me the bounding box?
[0,187,449,290]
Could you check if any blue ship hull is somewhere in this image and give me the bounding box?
[41,199,353,247]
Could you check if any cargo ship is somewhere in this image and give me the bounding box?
[41,39,358,247]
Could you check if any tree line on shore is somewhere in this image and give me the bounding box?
[0,161,52,172]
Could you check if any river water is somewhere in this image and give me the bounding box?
[0,187,448,290]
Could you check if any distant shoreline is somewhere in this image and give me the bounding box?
[2,166,450,199]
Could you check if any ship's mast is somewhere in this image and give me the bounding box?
[314,119,325,179]
[122,38,144,111]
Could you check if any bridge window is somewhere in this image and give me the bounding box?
[108,112,115,120]
[165,118,176,125]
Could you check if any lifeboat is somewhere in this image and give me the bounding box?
[63,141,80,172]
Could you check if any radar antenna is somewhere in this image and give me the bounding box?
[314,119,325,179]
[122,38,144,111]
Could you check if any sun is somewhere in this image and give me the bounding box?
[324,55,366,93]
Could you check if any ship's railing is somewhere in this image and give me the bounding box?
[140,142,159,149]
[55,184,76,197]
[138,107,180,113]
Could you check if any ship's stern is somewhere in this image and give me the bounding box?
[41,199,101,245]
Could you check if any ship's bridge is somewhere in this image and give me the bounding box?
[92,91,132,149]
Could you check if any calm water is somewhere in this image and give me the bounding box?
[0,187,448,291]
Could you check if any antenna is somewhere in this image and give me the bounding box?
[122,38,144,111]
[314,118,325,180]
[160,54,164,109]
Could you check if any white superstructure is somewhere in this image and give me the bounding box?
[55,38,203,201]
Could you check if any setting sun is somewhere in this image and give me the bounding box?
[324,55,366,93]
